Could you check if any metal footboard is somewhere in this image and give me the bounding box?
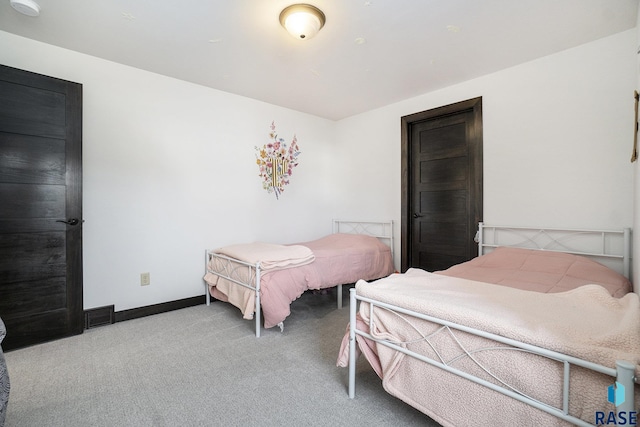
[347,288,637,426]
[205,251,263,337]
[204,250,344,337]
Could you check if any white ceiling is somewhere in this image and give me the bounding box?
[0,0,637,120]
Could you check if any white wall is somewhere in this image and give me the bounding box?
[635,9,640,289]
[0,30,338,311]
[336,29,637,271]
[0,26,636,312]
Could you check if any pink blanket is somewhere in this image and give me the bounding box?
[212,242,314,271]
[205,233,394,328]
[337,269,640,426]
[437,247,632,297]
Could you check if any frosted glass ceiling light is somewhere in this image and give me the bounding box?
[9,0,40,16]
[279,4,326,40]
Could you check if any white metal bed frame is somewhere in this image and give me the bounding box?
[347,223,636,426]
[477,222,632,280]
[205,219,394,337]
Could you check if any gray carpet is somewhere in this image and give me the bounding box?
[3,288,441,426]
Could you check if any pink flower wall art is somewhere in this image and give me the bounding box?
[255,121,301,199]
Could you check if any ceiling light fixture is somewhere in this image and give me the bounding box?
[279,4,326,40]
[9,0,40,17]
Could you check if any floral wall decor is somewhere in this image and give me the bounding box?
[255,121,301,199]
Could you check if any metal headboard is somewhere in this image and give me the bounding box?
[332,219,394,259]
[477,222,632,280]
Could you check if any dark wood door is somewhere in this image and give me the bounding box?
[401,98,482,272]
[0,64,83,350]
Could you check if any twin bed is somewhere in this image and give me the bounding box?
[204,220,395,337]
[337,223,638,426]
[205,220,638,425]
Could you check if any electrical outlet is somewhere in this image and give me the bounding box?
[140,272,150,286]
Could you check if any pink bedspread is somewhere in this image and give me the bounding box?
[205,233,394,329]
[337,269,640,426]
[436,247,632,297]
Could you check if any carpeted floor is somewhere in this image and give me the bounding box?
[3,288,441,426]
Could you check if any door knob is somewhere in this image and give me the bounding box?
[413,213,423,218]
[56,218,80,226]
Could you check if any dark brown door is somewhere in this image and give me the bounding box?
[0,64,83,350]
[401,98,482,272]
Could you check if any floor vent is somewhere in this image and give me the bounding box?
[84,305,115,329]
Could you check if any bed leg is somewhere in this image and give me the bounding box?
[255,264,261,338]
[348,287,356,398]
[615,360,636,414]
[255,305,261,338]
[205,250,210,306]
[337,284,343,309]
